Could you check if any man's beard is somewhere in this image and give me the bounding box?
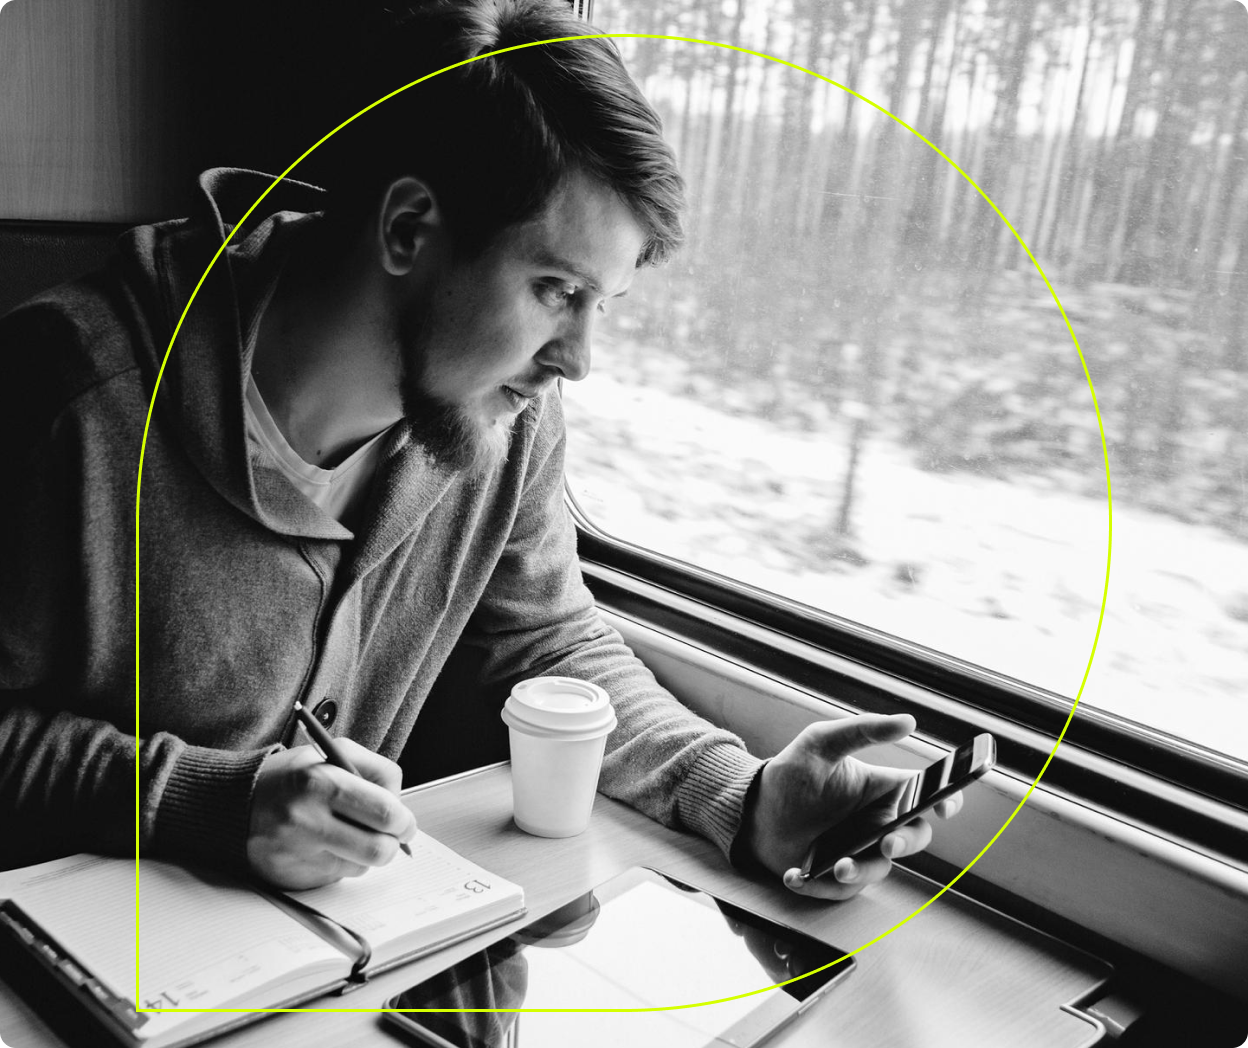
[399,381,511,479]
[396,304,511,479]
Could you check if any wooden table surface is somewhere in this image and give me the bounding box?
[0,764,1111,1048]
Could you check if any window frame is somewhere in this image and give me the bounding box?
[567,0,1248,810]
[569,500,1248,1004]
[569,0,1248,1011]
[572,505,1248,842]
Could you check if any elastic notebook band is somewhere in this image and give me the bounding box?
[256,887,374,988]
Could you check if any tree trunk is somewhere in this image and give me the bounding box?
[817,0,879,242]
[976,0,1040,273]
[1116,0,1197,286]
[1087,0,1159,273]
[712,0,748,221]
[1221,198,1248,370]
[1014,21,1068,268]
[901,0,956,252]
[1037,1,1097,264]
[1199,68,1248,296]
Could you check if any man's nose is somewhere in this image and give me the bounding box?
[540,308,594,382]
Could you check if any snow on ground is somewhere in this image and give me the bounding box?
[563,371,1248,763]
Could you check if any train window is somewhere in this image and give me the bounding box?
[562,0,1248,764]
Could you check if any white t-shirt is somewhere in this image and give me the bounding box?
[243,375,393,528]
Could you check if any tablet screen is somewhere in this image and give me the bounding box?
[385,867,853,1048]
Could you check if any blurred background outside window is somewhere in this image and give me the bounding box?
[562,0,1248,762]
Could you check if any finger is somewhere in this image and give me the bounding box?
[332,738,405,794]
[279,763,404,863]
[317,812,406,869]
[785,828,922,900]
[322,856,372,880]
[799,713,917,764]
[263,850,372,890]
[934,791,964,820]
[879,816,933,859]
[835,851,895,888]
[781,865,876,902]
[315,765,417,841]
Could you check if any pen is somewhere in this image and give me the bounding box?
[292,700,412,858]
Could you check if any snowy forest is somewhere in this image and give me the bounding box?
[561,0,1248,760]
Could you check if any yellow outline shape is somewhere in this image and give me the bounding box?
[134,33,1112,1019]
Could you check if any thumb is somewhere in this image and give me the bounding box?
[799,713,916,763]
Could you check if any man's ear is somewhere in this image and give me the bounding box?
[376,176,444,277]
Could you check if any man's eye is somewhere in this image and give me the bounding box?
[537,282,578,308]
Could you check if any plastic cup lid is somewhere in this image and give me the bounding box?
[501,677,616,739]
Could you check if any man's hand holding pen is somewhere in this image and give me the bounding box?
[245,703,419,890]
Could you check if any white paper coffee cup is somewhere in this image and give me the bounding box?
[500,677,617,838]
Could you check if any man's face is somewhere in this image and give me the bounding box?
[396,170,647,474]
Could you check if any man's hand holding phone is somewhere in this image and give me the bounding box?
[740,714,978,901]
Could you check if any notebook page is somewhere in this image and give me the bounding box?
[286,831,523,961]
[0,855,345,1038]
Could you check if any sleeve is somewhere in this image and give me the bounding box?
[0,702,272,872]
[0,301,271,874]
[460,393,764,859]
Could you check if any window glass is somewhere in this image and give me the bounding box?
[563,0,1248,763]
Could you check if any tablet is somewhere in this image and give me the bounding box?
[381,866,854,1048]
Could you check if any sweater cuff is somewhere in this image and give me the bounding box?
[152,744,279,874]
[675,743,765,858]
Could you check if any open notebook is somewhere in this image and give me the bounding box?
[0,832,524,1048]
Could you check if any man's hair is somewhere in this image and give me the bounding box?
[317,0,684,265]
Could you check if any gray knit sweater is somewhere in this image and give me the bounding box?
[0,170,761,874]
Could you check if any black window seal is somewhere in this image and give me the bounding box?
[571,504,1248,868]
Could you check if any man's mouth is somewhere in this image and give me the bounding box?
[502,384,548,408]
[502,386,531,410]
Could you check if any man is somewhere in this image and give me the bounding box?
[0,0,954,895]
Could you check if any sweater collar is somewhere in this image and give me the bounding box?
[122,168,349,538]
[125,168,498,554]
